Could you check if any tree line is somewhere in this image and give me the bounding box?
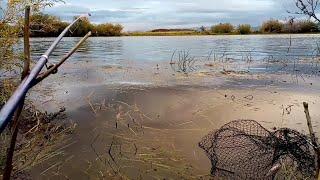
[206,19,320,35]
[2,13,124,37]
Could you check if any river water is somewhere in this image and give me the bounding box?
[30,34,320,66]
[25,35,320,179]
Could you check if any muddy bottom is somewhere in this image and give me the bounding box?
[28,84,320,179]
[24,57,320,179]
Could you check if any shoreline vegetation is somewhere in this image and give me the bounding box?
[1,13,320,37]
[127,20,320,36]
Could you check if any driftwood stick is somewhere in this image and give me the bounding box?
[22,6,31,80]
[303,102,320,178]
[3,102,24,180]
[35,31,92,83]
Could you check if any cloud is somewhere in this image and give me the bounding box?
[44,4,147,25]
[43,0,308,31]
[44,4,90,20]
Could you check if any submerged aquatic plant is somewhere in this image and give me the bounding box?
[170,50,197,73]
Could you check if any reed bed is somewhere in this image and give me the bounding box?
[0,103,77,178]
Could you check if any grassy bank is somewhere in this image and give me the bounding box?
[126,31,250,36]
[126,31,202,36]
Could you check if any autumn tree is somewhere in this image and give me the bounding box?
[211,23,234,34]
[260,19,284,33]
[71,16,94,36]
[93,23,123,36]
[30,13,69,37]
[0,0,63,74]
[238,24,252,34]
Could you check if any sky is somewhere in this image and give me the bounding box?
[43,0,302,31]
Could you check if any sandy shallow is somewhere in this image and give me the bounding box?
[27,60,320,179]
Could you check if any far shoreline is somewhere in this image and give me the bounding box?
[125,32,320,37]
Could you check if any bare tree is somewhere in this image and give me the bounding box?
[291,0,320,23]
[200,26,206,32]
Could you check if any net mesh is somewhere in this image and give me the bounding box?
[199,120,316,179]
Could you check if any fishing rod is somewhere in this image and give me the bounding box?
[0,13,91,132]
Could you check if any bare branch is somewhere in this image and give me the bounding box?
[291,0,320,23]
[22,6,31,80]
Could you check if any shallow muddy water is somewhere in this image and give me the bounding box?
[30,84,320,179]
[25,35,320,179]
